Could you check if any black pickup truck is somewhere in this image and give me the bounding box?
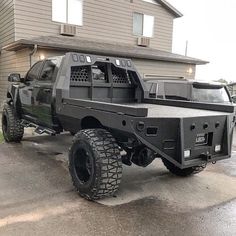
[2,52,235,200]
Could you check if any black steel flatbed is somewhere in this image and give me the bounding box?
[64,98,231,118]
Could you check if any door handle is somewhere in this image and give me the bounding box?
[34,85,40,88]
[44,89,51,93]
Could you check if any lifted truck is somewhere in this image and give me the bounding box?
[2,52,235,200]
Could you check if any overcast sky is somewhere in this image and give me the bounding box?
[167,0,236,82]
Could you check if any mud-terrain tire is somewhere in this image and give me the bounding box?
[69,129,123,200]
[2,103,24,142]
[162,158,206,177]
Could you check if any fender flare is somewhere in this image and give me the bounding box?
[6,86,21,117]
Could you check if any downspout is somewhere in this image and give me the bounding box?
[29,44,38,67]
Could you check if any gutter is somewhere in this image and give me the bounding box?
[29,44,38,67]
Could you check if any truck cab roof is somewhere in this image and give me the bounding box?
[144,79,232,104]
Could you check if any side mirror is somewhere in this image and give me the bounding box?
[8,73,21,83]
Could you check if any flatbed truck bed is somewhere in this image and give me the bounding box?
[63,98,232,118]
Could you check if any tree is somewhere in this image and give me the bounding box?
[214,78,228,84]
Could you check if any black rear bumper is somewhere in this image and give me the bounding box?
[132,114,235,169]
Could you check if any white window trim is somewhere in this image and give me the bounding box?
[142,0,160,5]
[52,0,83,26]
[133,12,155,38]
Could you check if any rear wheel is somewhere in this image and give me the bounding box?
[69,129,123,200]
[2,103,24,142]
[162,158,206,177]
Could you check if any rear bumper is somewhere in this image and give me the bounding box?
[132,114,235,169]
[182,154,231,168]
[180,115,234,168]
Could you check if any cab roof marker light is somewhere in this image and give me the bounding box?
[115,59,120,66]
[79,55,85,63]
[86,56,92,63]
[121,60,126,67]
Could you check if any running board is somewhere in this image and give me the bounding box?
[21,119,56,136]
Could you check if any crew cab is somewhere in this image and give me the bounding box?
[145,79,232,104]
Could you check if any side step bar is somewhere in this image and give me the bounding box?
[21,119,56,136]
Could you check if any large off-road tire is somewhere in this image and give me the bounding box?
[162,158,206,177]
[69,129,123,200]
[2,103,24,142]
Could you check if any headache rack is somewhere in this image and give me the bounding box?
[67,54,143,103]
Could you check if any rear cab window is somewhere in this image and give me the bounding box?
[192,84,231,104]
[164,83,191,101]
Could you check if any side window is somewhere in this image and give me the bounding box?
[26,61,44,81]
[39,60,57,81]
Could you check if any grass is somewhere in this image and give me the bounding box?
[0,131,4,143]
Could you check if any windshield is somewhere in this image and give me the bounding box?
[192,86,231,104]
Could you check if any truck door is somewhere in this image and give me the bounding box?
[19,61,44,117]
[31,59,57,127]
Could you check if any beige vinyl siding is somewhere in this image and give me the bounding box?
[0,47,64,105]
[1,49,196,93]
[0,0,15,46]
[15,49,31,76]
[0,0,199,107]
[133,59,196,80]
[0,52,196,107]
[31,49,65,69]
[14,0,174,51]
[13,50,196,82]
[0,0,16,105]
[0,49,30,106]
[0,51,17,105]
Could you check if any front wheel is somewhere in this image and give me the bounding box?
[69,129,123,200]
[2,103,24,142]
[162,158,206,177]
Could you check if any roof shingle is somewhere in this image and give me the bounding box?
[2,36,208,65]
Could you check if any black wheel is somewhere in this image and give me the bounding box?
[69,129,123,200]
[162,158,206,177]
[2,103,24,142]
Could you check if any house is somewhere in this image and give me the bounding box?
[227,82,236,95]
[0,0,207,104]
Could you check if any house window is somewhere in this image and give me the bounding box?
[133,13,154,37]
[52,0,83,26]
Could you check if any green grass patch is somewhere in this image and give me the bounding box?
[0,131,4,143]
